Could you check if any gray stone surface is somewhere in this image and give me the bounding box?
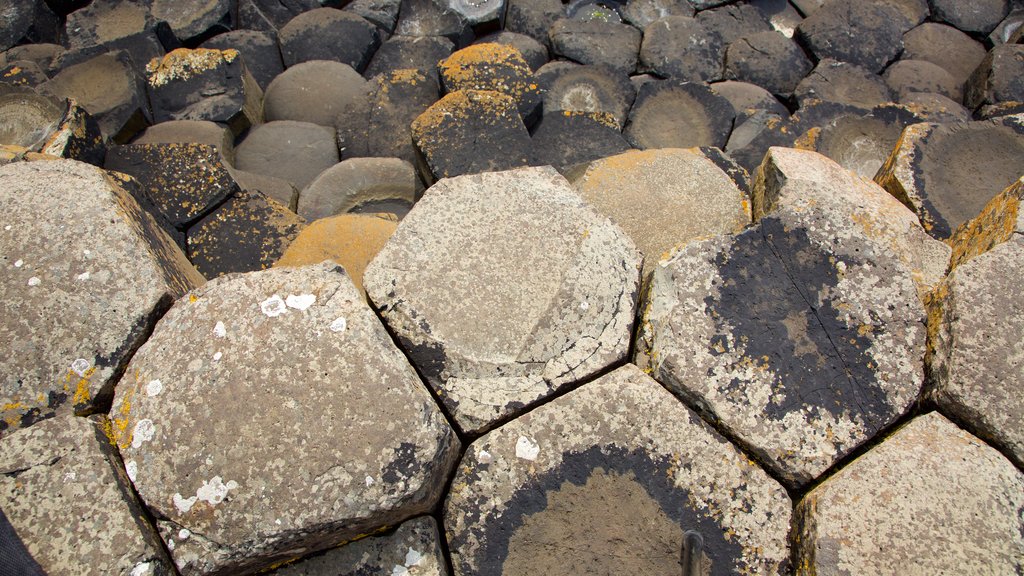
[965,44,1024,111]
[636,185,927,487]
[724,30,812,96]
[883,59,962,103]
[534,63,636,129]
[133,120,235,165]
[624,80,736,150]
[901,22,988,88]
[621,0,694,30]
[263,60,369,127]
[234,120,340,191]
[231,168,300,212]
[795,1,903,73]
[278,8,381,72]
[270,516,447,575]
[929,0,1009,34]
[0,160,203,433]
[201,29,285,91]
[364,166,641,435]
[548,19,641,74]
[473,32,548,71]
[0,414,171,576]
[795,412,1024,574]
[445,364,792,575]
[299,157,418,221]
[800,104,924,179]
[793,59,892,109]
[639,15,723,83]
[110,263,460,575]
[150,0,231,42]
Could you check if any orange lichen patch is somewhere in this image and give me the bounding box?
[439,43,535,103]
[411,89,518,139]
[111,377,138,449]
[147,48,240,87]
[64,366,97,410]
[559,109,619,130]
[794,127,820,151]
[388,68,426,86]
[3,66,21,77]
[946,177,1023,271]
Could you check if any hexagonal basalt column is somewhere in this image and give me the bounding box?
[445,364,792,575]
[636,200,926,488]
[364,166,642,435]
[110,263,460,575]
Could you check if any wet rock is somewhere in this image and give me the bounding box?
[364,166,641,434]
[234,120,339,191]
[548,19,641,74]
[146,48,264,136]
[964,44,1024,112]
[535,63,635,129]
[364,35,454,78]
[263,60,368,127]
[200,29,285,91]
[875,116,1024,239]
[0,60,48,87]
[883,59,962,103]
[439,43,541,122]
[269,516,447,575]
[105,142,238,231]
[0,415,171,575]
[0,160,202,431]
[529,111,631,172]
[187,190,305,278]
[930,0,1008,34]
[695,2,771,45]
[796,1,904,73]
[133,120,235,165]
[724,31,812,96]
[445,364,792,575]
[795,412,1024,574]
[340,68,441,163]
[0,0,35,52]
[473,31,547,71]
[278,8,381,72]
[624,80,735,150]
[902,22,987,89]
[230,169,299,212]
[621,0,693,29]
[109,263,460,575]
[40,50,150,143]
[150,0,232,44]
[754,146,950,299]
[410,90,534,183]
[299,157,418,221]
[504,0,563,47]
[275,212,399,296]
[794,59,892,109]
[639,16,723,82]
[395,0,473,47]
[636,184,926,487]
[569,148,750,280]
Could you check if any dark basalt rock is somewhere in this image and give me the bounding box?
[621,0,694,29]
[278,8,381,72]
[150,0,232,45]
[263,60,368,127]
[883,59,962,103]
[549,18,641,74]
[796,1,904,74]
[0,60,48,87]
[344,0,402,33]
[639,16,723,82]
[234,120,339,191]
[474,31,549,71]
[236,0,320,32]
[901,22,987,89]
[364,35,455,79]
[724,30,812,96]
[624,80,736,150]
[535,62,636,129]
[505,0,564,48]
[1,0,41,52]
[0,83,105,165]
[695,1,771,45]
[529,110,632,172]
[200,29,284,91]
[395,0,474,47]
[794,59,892,110]
[964,44,1024,112]
[930,0,1008,35]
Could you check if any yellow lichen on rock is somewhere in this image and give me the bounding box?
[946,176,1023,271]
[147,48,240,87]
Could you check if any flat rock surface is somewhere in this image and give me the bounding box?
[624,80,735,150]
[110,263,460,575]
[639,15,722,82]
[234,120,340,191]
[0,160,202,433]
[796,412,1024,574]
[795,1,903,74]
[793,59,892,109]
[445,364,792,575]
[364,166,641,435]
[299,157,417,221]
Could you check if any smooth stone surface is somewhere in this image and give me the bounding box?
[534,63,636,129]
[795,412,1024,574]
[278,8,381,72]
[299,157,418,221]
[624,80,735,150]
[364,166,641,435]
[639,16,723,82]
[445,364,792,575]
[230,169,299,212]
[263,60,369,127]
[548,19,641,74]
[899,92,970,123]
[0,160,202,432]
[883,59,962,103]
[0,414,171,575]
[710,80,789,118]
[901,22,987,88]
[234,120,340,191]
[793,59,892,109]
[796,1,903,73]
[110,263,460,575]
[0,83,70,150]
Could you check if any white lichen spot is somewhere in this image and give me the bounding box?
[392,566,410,576]
[365,475,375,487]
[132,419,156,448]
[130,562,153,576]
[196,476,239,506]
[478,449,493,464]
[580,300,589,311]
[213,321,226,338]
[261,295,287,317]
[173,493,197,514]
[178,528,191,540]
[13,259,23,267]
[329,317,348,333]
[125,460,138,483]
[167,539,175,551]
[405,548,424,566]
[70,358,90,377]
[285,293,316,310]
[146,379,163,397]
[4,225,10,230]
[27,276,40,286]
[63,471,76,483]
[83,250,90,256]
[515,436,540,461]
[76,271,90,281]
[213,351,222,362]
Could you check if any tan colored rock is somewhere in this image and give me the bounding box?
[299,157,418,222]
[947,175,1024,271]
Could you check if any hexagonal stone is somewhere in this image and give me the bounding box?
[624,80,736,150]
[278,8,381,72]
[724,31,812,96]
[793,59,892,110]
[364,166,641,435]
[965,44,1024,112]
[0,414,171,575]
[263,60,369,127]
[299,157,418,221]
[636,192,926,487]
[795,412,1024,574]
[109,263,460,575]
[0,160,203,433]
[439,44,540,122]
[795,1,903,74]
[445,364,792,575]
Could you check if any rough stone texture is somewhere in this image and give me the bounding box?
[0,83,107,166]
[364,166,641,434]
[363,35,455,79]
[990,7,1024,45]
[946,176,1024,271]
[624,80,736,150]
[799,104,924,179]
[620,0,694,30]
[200,29,285,91]
[636,190,927,487]
[263,60,369,127]
[528,111,632,172]
[964,44,1024,111]
[442,0,505,26]
[339,69,440,164]
[278,8,381,72]
[569,148,750,279]
[534,63,635,129]
[796,1,904,74]
[899,92,970,123]
[63,0,154,51]
[929,0,1009,34]
[299,157,418,221]
[695,2,772,46]
[548,19,641,74]
[237,0,319,31]
[0,0,34,52]
[0,160,203,433]
[445,364,792,575]
[754,146,950,300]
[0,43,65,72]
[110,263,460,575]
[793,59,891,110]
[639,16,723,83]
[345,0,402,33]
[750,0,803,38]
[883,59,962,103]
[1,60,48,87]
[394,0,473,47]
[133,120,235,166]
[150,0,231,43]
[724,30,812,96]
[439,44,540,122]
[0,414,171,575]
[795,412,1024,574]
[230,169,300,212]
[275,213,399,296]
[269,516,447,575]
[901,22,988,88]
[234,120,339,191]
[473,32,548,71]
[504,0,563,47]
[875,116,1024,240]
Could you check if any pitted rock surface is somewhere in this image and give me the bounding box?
[636,195,926,487]
[795,412,1024,574]
[445,364,792,575]
[364,166,641,435]
[0,160,203,433]
[109,263,460,575]
[0,414,171,576]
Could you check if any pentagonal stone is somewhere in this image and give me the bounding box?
[344,0,402,33]
[636,195,926,487]
[621,0,694,29]
[473,31,548,71]
[695,2,772,45]
[535,63,635,129]
[930,0,1008,34]
[150,0,232,44]
[234,120,339,191]
[505,0,563,47]
[445,364,792,574]
[410,90,534,182]
[146,48,264,135]
[201,29,285,91]
[794,59,892,109]
[883,59,962,103]
[110,263,460,575]
[529,111,632,172]
[278,8,381,72]
[186,190,306,278]
[902,22,988,88]
[795,412,1024,574]
[299,157,418,221]
[394,0,472,47]
[796,1,903,73]
[624,80,735,150]
[363,35,455,79]
[0,160,203,432]
[439,44,540,122]
[338,69,440,163]
[639,16,723,82]
[875,116,1024,239]
[268,516,447,575]
[548,19,641,74]
[105,142,239,230]
[264,60,369,127]
[965,44,1024,111]
[568,148,750,280]
[364,166,641,434]
[0,415,171,575]
[724,31,812,96]
[133,120,235,165]
[754,146,950,299]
